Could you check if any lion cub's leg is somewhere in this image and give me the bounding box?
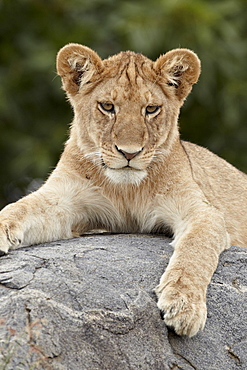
[0,192,75,254]
[155,199,230,337]
[0,174,112,254]
[0,183,78,254]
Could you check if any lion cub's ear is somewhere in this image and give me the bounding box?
[56,43,103,96]
[154,49,201,102]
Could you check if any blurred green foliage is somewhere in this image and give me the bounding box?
[0,0,247,208]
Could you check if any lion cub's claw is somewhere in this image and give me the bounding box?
[155,285,207,337]
[0,222,23,255]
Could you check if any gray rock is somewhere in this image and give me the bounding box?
[0,234,246,369]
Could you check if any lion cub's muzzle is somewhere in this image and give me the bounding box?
[103,145,149,185]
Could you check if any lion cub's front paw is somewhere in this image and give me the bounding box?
[155,284,207,337]
[0,221,23,255]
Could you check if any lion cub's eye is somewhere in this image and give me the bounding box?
[99,102,115,114]
[145,105,160,115]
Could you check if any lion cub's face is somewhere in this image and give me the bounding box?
[85,73,171,185]
[57,44,201,185]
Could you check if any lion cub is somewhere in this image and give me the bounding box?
[1,44,247,337]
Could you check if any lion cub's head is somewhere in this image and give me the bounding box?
[57,44,200,185]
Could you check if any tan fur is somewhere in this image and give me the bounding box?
[0,43,246,337]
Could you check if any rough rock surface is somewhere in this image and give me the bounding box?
[0,234,246,369]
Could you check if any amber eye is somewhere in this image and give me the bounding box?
[146,105,160,115]
[99,102,115,113]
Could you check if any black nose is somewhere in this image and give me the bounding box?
[115,146,142,160]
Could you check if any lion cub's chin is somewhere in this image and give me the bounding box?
[105,167,147,185]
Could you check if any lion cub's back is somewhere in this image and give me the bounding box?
[181,141,247,247]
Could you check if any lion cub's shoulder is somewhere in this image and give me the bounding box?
[181,140,247,188]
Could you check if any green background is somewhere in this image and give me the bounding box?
[0,0,246,208]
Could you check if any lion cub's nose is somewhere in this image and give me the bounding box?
[115,146,142,160]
